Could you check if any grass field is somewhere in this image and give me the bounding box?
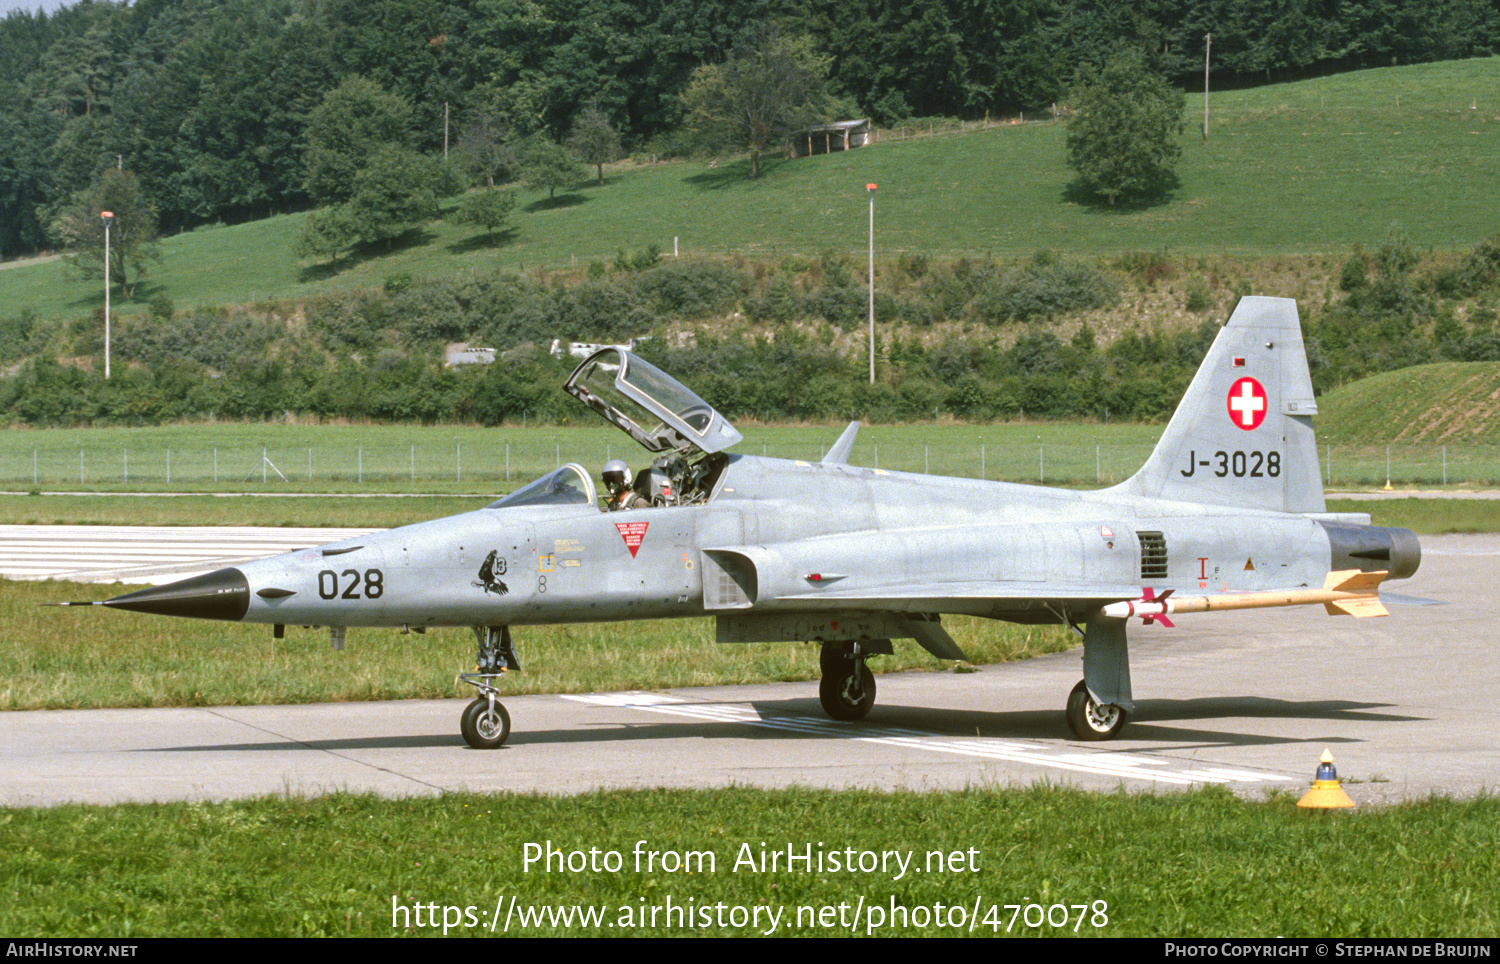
[3,59,1497,322]
[6,418,1500,497]
[3,787,1495,937]
[0,421,1167,493]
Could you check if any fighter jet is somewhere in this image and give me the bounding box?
[67,297,1419,748]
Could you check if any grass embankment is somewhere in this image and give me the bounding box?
[2,787,1495,936]
[2,59,1497,322]
[1315,362,1500,442]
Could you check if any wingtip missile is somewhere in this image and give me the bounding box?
[1102,570,1391,623]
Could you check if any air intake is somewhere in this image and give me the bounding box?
[1138,531,1168,580]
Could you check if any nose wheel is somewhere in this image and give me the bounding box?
[461,696,511,749]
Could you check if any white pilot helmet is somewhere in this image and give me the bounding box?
[602,459,630,488]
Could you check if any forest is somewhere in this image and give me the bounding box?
[3,0,1499,258]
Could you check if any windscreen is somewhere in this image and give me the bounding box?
[486,464,596,509]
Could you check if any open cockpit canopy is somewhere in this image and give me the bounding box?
[564,348,743,456]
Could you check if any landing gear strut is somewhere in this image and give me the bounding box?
[459,626,520,749]
[1066,679,1126,741]
[818,640,877,721]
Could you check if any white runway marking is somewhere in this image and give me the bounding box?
[0,524,376,585]
[563,692,1293,787]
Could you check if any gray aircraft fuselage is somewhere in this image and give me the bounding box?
[83,297,1421,744]
[226,456,1347,632]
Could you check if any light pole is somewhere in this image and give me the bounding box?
[100,210,113,379]
[866,182,877,385]
[1203,34,1212,140]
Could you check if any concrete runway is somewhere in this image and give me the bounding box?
[0,530,1494,807]
[0,523,375,584]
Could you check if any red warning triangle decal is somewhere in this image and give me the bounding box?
[615,521,649,558]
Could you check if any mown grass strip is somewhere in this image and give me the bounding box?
[2,786,1495,936]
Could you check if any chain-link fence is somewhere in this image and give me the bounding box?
[6,435,1498,493]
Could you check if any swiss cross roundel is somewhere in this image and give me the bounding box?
[1227,376,1268,431]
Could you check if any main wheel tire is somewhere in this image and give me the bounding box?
[1066,679,1126,741]
[461,697,511,749]
[818,642,846,678]
[819,663,876,721]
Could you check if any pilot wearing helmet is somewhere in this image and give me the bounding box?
[602,459,649,511]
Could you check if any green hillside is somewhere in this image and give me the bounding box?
[2,59,1497,323]
[1315,361,1500,442]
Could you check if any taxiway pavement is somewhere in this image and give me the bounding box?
[0,531,1492,806]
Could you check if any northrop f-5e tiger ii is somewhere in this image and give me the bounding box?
[66,297,1420,748]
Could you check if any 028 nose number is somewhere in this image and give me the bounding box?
[317,568,385,599]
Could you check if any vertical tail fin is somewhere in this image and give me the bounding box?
[1113,297,1325,513]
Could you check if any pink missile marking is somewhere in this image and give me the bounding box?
[1139,587,1175,628]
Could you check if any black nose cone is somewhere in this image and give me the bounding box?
[103,567,250,621]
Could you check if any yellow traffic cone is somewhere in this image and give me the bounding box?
[1297,749,1355,809]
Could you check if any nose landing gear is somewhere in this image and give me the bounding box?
[459,626,521,749]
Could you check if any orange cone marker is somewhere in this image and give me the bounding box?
[1297,749,1355,809]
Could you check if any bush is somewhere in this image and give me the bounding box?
[307,293,392,353]
[746,274,801,324]
[807,284,865,329]
[550,279,653,342]
[116,308,282,372]
[638,260,750,317]
[0,310,38,364]
[1434,235,1500,299]
[1184,276,1214,313]
[972,259,1118,324]
[614,245,661,272]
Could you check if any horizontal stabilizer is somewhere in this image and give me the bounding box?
[1379,591,1446,607]
[821,421,861,465]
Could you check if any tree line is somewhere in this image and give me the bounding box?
[4,0,1498,258]
[4,236,1498,427]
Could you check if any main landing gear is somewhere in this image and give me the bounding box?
[1065,679,1126,741]
[818,640,879,721]
[459,625,521,749]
